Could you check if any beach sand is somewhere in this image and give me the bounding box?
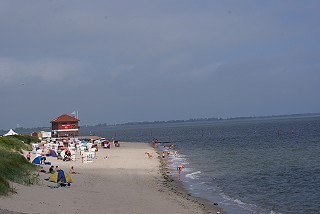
[0,142,222,214]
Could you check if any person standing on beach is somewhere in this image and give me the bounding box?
[177,164,184,175]
[162,152,165,159]
[82,152,86,163]
[26,152,31,162]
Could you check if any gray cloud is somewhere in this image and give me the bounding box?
[0,0,320,129]
[0,57,87,84]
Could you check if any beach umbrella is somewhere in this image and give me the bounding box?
[49,170,72,183]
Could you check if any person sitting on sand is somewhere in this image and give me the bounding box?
[69,166,78,174]
[49,166,54,174]
[41,155,47,164]
[57,178,64,187]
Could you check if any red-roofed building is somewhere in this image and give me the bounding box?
[51,114,79,137]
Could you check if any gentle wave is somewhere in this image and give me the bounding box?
[185,171,201,180]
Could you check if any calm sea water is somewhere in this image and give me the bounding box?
[81,116,320,214]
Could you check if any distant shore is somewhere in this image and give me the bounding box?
[0,142,221,214]
[2,112,320,135]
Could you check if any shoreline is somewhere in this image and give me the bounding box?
[156,149,223,214]
[0,142,221,214]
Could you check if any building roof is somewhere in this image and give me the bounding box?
[51,114,79,123]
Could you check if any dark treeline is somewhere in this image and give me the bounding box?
[1,112,320,133]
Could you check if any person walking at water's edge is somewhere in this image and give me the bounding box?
[177,164,184,175]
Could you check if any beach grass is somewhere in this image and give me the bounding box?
[0,136,30,153]
[0,136,38,195]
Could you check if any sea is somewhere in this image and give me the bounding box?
[80,116,320,214]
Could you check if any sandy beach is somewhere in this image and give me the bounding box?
[0,142,221,214]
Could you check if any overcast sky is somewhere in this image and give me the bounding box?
[0,0,319,130]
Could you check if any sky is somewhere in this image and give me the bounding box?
[0,0,320,130]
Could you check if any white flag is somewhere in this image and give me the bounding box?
[71,111,76,115]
